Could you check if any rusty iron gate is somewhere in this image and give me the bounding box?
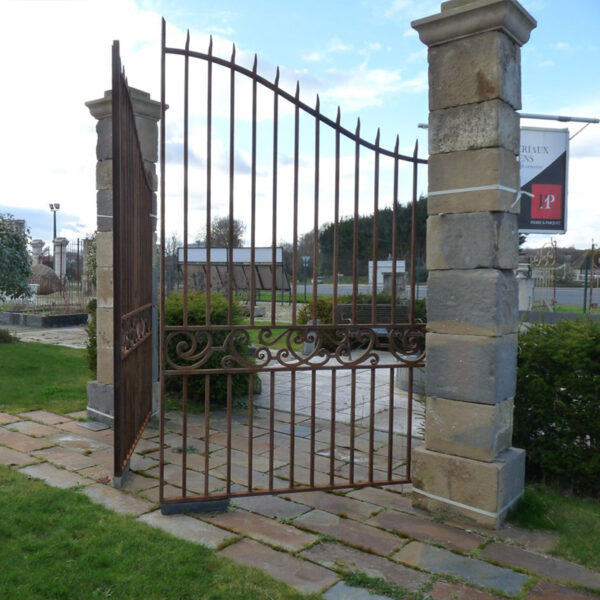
[112,41,154,478]
[159,22,426,512]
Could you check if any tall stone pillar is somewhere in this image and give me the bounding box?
[53,237,69,280]
[85,87,160,425]
[411,0,536,528]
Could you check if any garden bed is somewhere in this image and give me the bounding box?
[0,311,88,328]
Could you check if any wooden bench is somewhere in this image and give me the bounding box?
[335,304,409,349]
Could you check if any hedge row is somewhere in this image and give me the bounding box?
[514,319,600,497]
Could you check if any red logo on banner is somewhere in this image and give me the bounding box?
[531,184,562,220]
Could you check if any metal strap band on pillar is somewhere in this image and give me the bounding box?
[412,487,524,519]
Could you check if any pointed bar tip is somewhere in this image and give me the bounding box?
[274,66,280,85]
[336,106,341,123]
[253,53,257,71]
[295,80,300,97]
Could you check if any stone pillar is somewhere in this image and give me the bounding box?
[411,0,536,528]
[53,237,69,280]
[85,87,160,425]
[30,239,45,265]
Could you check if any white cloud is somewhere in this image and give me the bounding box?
[302,51,325,63]
[328,37,353,54]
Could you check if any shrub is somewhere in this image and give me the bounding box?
[85,299,97,376]
[514,319,600,497]
[164,292,250,406]
[0,328,17,343]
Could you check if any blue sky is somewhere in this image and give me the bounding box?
[0,0,598,249]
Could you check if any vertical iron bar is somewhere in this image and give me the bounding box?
[292,82,299,326]
[310,369,316,487]
[271,68,279,327]
[248,373,254,491]
[228,45,236,327]
[183,31,190,328]
[250,55,257,326]
[312,96,320,322]
[410,141,419,323]
[350,369,356,484]
[369,367,375,481]
[387,367,394,480]
[352,119,360,323]
[204,375,210,496]
[159,19,166,503]
[391,136,399,323]
[371,130,380,325]
[330,370,336,485]
[290,370,296,488]
[269,372,275,490]
[227,373,232,495]
[206,37,213,326]
[406,367,413,480]
[332,107,340,326]
[181,30,190,500]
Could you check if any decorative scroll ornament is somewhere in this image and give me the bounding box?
[164,324,426,372]
[121,305,152,356]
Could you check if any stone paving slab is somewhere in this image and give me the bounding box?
[205,508,318,552]
[346,486,416,513]
[0,429,54,453]
[300,541,428,590]
[281,489,382,522]
[0,412,21,425]
[18,410,71,425]
[525,580,599,599]
[231,493,312,520]
[394,541,529,596]
[495,523,558,554]
[32,446,99,471]
[7,421,59,438]
[481,542,600,591]
[0,446,40,467]
[428,580,504,599]
[79,420,110,432]
[219,538,339,594]
[367,509,484,553]
[46,431,110,453]
[19,462,92,489]
[138,484,180,504]
[323,581,393,600]
[138,510,235,549]
[294,509,403,556]
[65,410,88,420]
[82,483,155,516]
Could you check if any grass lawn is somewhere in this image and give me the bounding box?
[0,342,91,415]
[0,466,319,600]
[508,484,600,571]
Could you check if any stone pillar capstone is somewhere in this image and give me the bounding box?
[30,239,45,265]
[85,87,160,425]
[53,237,69,280]
[411,0,536,528]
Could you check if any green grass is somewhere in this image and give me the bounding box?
[508,485,600,571]
[0,466,319,600]
[0,342,91,415]
[554,305,586,313]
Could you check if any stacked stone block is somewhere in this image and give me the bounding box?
[85,88,160,425]
[411,0,536,528]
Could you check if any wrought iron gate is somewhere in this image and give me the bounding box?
[159,22,426,510]
[112,42,154,478]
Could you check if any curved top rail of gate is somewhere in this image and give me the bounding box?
[159,19,427,375]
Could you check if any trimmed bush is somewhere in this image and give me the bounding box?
[85,299,97,376]
[0,328,17,344]
[514,319,600,497]
[164,292,250,406]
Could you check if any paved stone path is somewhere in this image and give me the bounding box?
[1,408,599,599]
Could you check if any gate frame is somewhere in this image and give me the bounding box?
[158,20,427,512]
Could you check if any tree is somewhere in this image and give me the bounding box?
[196,217,246,248]
[0,214,31,301]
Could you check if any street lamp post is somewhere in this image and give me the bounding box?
[49,203,60,240]
[301,256,310,302]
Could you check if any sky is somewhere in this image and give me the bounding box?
[0,0,599,251]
